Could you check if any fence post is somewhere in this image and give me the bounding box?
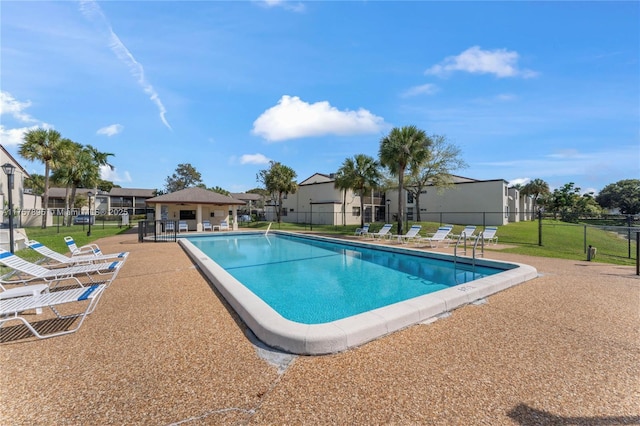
[584,225,587,254]
[628,215,632,259]
[636,231,640,275]
[538,209,543,246]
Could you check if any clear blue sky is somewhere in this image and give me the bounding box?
[1,1,638,194]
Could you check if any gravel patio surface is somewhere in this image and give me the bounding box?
[1,231,638,425]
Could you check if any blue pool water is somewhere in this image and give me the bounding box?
[187,233,503,324]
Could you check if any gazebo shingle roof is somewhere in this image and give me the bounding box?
[146,187,245,206]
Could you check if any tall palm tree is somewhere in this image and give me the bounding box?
[379,125,430,235]
[334,154,382,227]
[257,161,297,223]
[19,128,64,228]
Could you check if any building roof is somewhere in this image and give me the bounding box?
[109,188,156,197]
[146,187,245,206]
[230,192,263,202]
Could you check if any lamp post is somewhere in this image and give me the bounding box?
[2,163,15,253]
[309,198,313,231]
[87,191,93,236]
[386,199,390,223]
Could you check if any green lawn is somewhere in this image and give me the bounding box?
[246,220,637,266]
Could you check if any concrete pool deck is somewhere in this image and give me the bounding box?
[1,231,638,424]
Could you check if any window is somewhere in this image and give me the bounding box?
[179,210,196,220]
[352,206,361,217]
[406,207,414,220]
[407,192,414,204]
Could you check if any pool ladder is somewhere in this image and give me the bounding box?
[453,234,485,272]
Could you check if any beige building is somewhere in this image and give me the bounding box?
[0,145,42,251]
[272,173,533,227]
[269,173,373,226]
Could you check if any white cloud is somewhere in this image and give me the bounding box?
[252,95,385,142]
[401,84,439,98]
[100,165,131,183]
[79,0,172,130]
[0,91,38,123]
[508,177,530,187]
[0,125,37,146]
[425,46,538,78]
[240,153,271,165]
[97,124,124,136]
[259,0,305,12]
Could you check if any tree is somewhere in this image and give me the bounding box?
[334,154,382,227]
[596,179,640,215]
[379,125,430,235]
[209,186,230,195]
[521,178,550,212]
[405,134,467,222]
[549,182,582,221]
[165,163,202,192]
[52,142,114,226]
[257,161,297,223]
[19,128,65,228]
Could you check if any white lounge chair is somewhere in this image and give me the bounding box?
[368,224,393,240]
[27,240,128,265]
[178,221,189,232]
[451,225,477,243]
[202,220,213,231]
[397,225,422,244]
[416,226,453,248]
[1,282,50,315]
[355,223,370,236]
[165,221,175,233]
[477,226,499,245]
[64,236,104,257]
[0,283,106,339]
[0,249,122,287]
[219,221,229,231]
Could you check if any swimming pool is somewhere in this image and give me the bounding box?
[180,231,538,355]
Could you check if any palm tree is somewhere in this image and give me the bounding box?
[19,128,64,228]
[257,161,297,223]
[334,154,382,227]
[52,142,103,226]
[522,178,550,213]
[379,125,430,235]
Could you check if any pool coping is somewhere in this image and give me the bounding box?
[179,231,539,355]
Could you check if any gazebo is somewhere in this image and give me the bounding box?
[145,187,246,231]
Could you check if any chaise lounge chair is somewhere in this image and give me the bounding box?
[396,225,422,244]
[202,220,213,231]
[178,221,189,232]
[27,240,128,265]
[0,249,123,287]
[415,226,453,248]
[368,224,393,240]
[476,226,499,245]
[219,221,229,231]
[0,283,107,339]
[450,225,477,244]
[355,223,370,236]
[64,236,105,258]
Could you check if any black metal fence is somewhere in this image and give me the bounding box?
[138,220,177,242]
